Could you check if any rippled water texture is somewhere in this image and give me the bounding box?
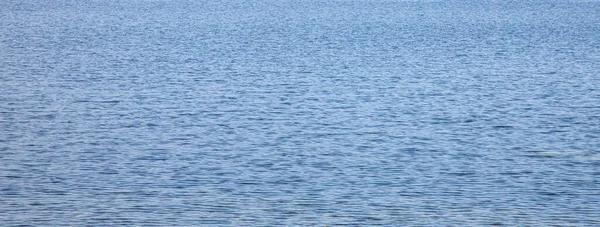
[1,0,600,226]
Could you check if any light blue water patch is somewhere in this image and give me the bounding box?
[1,0,600,226]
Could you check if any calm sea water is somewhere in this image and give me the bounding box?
[1,0,599,226]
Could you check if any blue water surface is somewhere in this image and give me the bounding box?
[1,0,600,226]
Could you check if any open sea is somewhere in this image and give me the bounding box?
[1,0,599,226]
